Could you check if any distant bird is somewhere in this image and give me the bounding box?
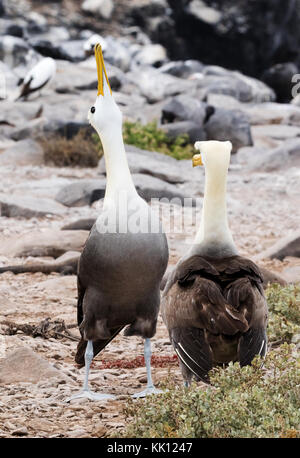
[162,140,268,385]
[68,44,169,401]
[16,57,56,101]
[83,34,107,57]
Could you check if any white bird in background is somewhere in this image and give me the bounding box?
[83,33,107,57]
[16,57,56,101]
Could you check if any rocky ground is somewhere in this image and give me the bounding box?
[0,0,299,439]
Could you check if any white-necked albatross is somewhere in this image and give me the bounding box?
[162,140,268,385]
[17,57,56,101]
[68,44,169,401]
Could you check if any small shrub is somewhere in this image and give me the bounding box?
[266,284,300,345]
[122,121,195,160]
[42,130,103,167]
[120,344,300,438]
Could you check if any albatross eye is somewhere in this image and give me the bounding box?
[91,106,95,113]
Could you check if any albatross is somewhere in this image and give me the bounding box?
[17,57,56,101]
[162,140,268,385]
[68,44,169,401]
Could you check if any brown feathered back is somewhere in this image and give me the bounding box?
[161,255,268,383]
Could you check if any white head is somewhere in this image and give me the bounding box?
[192,140,232,172]
[87,44,122,138]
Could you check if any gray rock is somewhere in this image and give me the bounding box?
[10,118,45,141]
[187,0,222,24]
[261,62,298,103]
[58,40,86,62]
[130,68,196,103]
[252,124,300,141]
[204,108,253,152]
[258,232,300,261]
[133,173,187,203]
[103,37,130,72]
[244,138,300,172]
[0,347,71,385]
[0,35,29,67]
[0,139,44,166]
[56,172,189,207]
[0,230,89,258]
[161,95,207,124]
[159,60,204,78]
[160,121,206,143]
[134,44,167,67]
[195,69,275,103]
[99,145,185,184]
[242,102,300,126]
[55,179,106,207]
[0,194,66,218]
[82,0,114,19]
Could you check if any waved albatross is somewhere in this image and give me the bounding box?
[162,140,268,385]
[68,44,169,401]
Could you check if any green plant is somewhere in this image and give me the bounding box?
[120,344,300,438]
[42,130,102,167]
[122,121,195,160]
[266,284,300,345]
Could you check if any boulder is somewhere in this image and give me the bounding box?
[242,138,300,172]
[99,145,186,184]
[130,68,196,103]
[251,124,300,142]
[0,347,70,385]
[159,60,204,78]
[0,139,44,166]
[0,35,29,67]
[0,230,89,258]
[160,120,206,143]
[102,37,131,72]
[204,108,253,152]
[0,194,66,218]
[134,44,167,67]
[161,95,207,124]
[258,232,300,261]
[133,173,187,203]
[195,70,275,103]
[262,62,298,103]
[55,179,106,207]
[82,0,114,19]
[55,173,189,207]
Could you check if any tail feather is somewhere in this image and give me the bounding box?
[238,327,267,367]
[171,327,212,383]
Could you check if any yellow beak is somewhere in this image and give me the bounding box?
[192,153,203,167]
[95,43,112,97]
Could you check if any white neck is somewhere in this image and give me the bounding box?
[99,127,138,204]
[194,164,237,253]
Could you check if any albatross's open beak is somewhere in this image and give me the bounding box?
[95,43,112,97]
[192,154,203,167]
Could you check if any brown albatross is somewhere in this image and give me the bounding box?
[161,140,268,385]
[68,44,169,401]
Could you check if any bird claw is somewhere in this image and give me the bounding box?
[132,386,163,398]
[66,389,116,402]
